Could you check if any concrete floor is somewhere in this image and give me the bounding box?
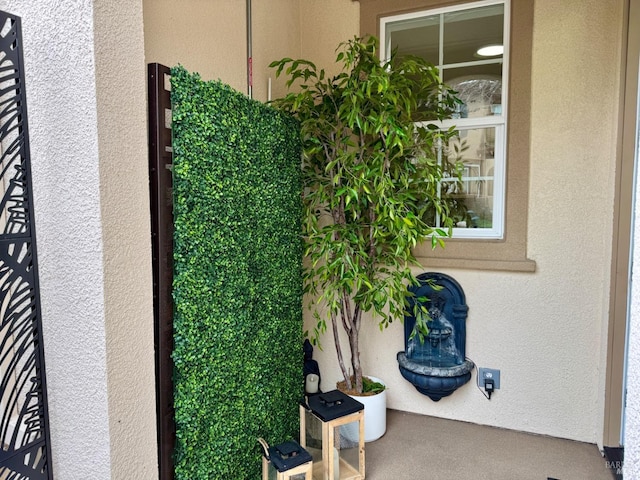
[363,410,615,480]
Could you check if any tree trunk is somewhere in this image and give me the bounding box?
[331,310,351,391]
[349,324,363,393]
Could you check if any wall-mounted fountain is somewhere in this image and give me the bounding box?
[397,272,474,401]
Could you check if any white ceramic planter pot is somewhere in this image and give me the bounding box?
[343,376,387,442]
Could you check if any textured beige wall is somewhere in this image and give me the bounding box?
[94,0,158,478]
[142,0,622,445]
[143,0,301,102]
[528,0,623,444]
[299,0,360,77]
[252,0,301,101]
[142,0,358,101]
[143,0,247,89]
[308,0,624,444]
[14,0,112,475]
[2,0,156,477]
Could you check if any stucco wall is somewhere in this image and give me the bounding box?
[93,0,158,478]
[141,0,622,448]
[143,0,301,102]
[299,0,360,76]
[142,0,361,103]
[4,1,112,476]
[9,0,630,476]
[305,0,623,445]
[143,0,247,91]
[0,0,156,478]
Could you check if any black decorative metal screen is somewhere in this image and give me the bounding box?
[0,11,53,480]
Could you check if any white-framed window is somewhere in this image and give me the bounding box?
[380,0,509,239]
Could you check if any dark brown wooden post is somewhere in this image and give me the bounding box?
[148,62,175,480]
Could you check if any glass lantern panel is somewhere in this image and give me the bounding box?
[266,464,308,480]
[303,409,363,480]
[303,408,323,464]
[335,420,362,479]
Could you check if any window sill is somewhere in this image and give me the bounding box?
[416,254,536,272]
[413,237,537,273]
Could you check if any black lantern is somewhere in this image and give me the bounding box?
[260,438,313,480]
[299,390,365,480]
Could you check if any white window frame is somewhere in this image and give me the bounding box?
[380,0,510,239]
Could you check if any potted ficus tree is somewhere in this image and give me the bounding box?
[270,36,462,440]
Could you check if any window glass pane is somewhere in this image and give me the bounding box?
[444,127,496,229]
[387,15,439,65]
[381,1,508,240]
[444,70,502,118]
[443,4,504,65]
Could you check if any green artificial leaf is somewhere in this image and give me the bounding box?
[170,65,304,479]
[268,35,463,395]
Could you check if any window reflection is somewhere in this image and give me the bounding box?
[442,127,495,229]
[445,76,502,119]
[383,0,507,238]
[443,5,504,64]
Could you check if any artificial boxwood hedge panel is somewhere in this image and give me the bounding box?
[170,65,303,479]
